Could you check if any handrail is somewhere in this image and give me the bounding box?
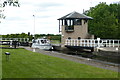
[0,38,29,42]
[65,39,120,48]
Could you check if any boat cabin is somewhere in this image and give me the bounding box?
[32,38,52,50]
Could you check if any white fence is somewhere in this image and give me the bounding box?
[65,39,120,48]
[0,38,29,42]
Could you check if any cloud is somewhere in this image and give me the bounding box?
[1,0,119,35]
[35,2,63,8]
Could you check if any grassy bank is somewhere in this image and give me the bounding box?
[0,47,2,79]
[2,48,118,78]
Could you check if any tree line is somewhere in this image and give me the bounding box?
[84,2,120,39]
[1,32,61,41]
[1,2,119,39]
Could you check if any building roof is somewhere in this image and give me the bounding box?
[58,11,93,20]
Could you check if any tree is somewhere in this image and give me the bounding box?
[3,0,20,7]
[117,2,120,39]
[84,2,119,39]
[0,0,20,23]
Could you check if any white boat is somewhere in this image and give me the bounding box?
[32,38,53,50]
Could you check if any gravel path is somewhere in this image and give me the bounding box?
[24,47,119,72]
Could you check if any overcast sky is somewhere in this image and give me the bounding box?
[0,0,119,35]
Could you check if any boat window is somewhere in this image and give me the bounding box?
[44,40,47,43]
[38,40,40,44]
[32,40,36,43]
[41,40,44,44]
[41,39,48,44]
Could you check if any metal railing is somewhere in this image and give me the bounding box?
[65,26,74,32]
[0,38,29,42]
[65,39,120,48]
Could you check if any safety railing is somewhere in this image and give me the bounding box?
[65,39,120,48]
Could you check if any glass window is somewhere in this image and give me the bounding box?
[68,37,71,39]
[75,19,82,25]
[84,20,87,24]
[78,37,81,40]
[44,40,47,43]
[32,40,36,43]
[41,40,44,44]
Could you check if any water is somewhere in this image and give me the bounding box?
[53,49,119,64]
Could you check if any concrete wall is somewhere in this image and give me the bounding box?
[93,49,120,63]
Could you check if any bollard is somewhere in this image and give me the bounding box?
[116,48,118,51]
[33,48,35,52]
[13,41,17,48]
[10,40,12,47]
[5,52,10,61]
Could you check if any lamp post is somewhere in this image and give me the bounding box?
[116,47,119,64]
[33,15,36,52]
[33,15,35,39]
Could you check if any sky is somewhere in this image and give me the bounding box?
[0,0,119,35]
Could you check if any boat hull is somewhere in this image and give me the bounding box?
[32,43,52,50]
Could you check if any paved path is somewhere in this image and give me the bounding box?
[24,47,119,72]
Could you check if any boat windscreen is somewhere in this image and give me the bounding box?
[32,40,36,43]
[41,40,47,44]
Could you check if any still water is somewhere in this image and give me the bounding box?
[53,49,119,64]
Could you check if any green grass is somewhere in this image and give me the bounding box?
[0,47,2,79]
[51,40,60,44]
[1,48,118,78]
[0,45,10,47]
